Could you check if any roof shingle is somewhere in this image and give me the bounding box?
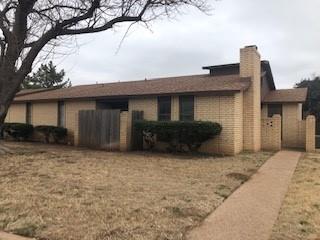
[14,74,251,102]
[263,88,308,103]
[16,88,54,97]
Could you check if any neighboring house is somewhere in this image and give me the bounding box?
[5,45,314,155]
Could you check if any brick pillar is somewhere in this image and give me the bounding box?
[240,45,261,152]
[306,115,315,152]
[171,96,179,121]
[120,111,129,151]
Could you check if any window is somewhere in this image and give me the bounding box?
[26,102,32,124]
[268,104,282,117]
[179,95,194,121]
[58,101,65,127]
[158,96,171,121]
[96,99,128,111]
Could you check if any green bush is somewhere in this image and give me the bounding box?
[134,121,222,152]
[2,123,34,141]
[35,125,67,143]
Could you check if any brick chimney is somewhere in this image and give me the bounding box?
[240,45,261,151]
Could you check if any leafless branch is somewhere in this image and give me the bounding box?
[0,0,211,124]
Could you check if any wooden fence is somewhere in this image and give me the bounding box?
[78,109,120,150]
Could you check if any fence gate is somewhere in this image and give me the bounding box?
[78,109,120,151]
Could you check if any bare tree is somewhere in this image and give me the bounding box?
[0,0,209,150]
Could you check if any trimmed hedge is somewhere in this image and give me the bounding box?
[134,121,222,152]
[2,123,34,141]
[34,125,67,143]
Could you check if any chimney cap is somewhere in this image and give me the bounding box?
[245,45,258,50]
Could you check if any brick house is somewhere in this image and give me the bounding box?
[5,46,315,155]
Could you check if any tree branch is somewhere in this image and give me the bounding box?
[58,0,101,29]
[18,28,57,77]
[60,16,141,35]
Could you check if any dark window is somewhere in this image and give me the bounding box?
[268,104,282,117]
[96,99,128,111]
[179,95,194,121]
[26,102,32,124]
[58,101,65,127]
[158,96,171,121]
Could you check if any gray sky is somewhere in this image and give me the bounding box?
[53,0,320,89]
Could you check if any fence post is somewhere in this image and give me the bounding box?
[306,115,316,152]
[120,111,129,151]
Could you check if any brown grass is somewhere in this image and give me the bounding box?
[270,152,320,240]
[0,142,272,240]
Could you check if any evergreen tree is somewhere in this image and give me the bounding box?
[295,76,320,119]
[22,61,71,89]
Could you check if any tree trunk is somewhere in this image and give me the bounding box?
[0,92,13,155]
[0,70,25,155]
[0,84,16,127]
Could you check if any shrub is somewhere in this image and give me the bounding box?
[35,125,67,143]
[134,121,222,152]
[2,123,34,141]
[12,223,38,238]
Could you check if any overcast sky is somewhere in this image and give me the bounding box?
[52,0,320,89]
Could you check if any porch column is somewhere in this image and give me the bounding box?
[120,111,129,151]
[306,115,316,152]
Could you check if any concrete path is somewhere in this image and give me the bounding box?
[186,150,301,240]
[0,232,34,240]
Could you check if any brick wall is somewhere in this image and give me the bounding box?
[195,93,242,155]
[261,115,281,151]
[5,103,26,123]
[6,101,96,145]
[65,100,96,145]
[129,97,158,120]
[262,102,307,149]
[282,103,305,148]
[297,103,303,120]
[196,95,233,154]
[127,94,242,155]
[127,97,157,150]
[234,92,244,153]
[6,102,58,126]
[240,46,261,152]
[32,102,58,126]
[306,115,316,152]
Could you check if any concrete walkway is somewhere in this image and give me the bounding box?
[0,232,34,240]
[186,150,301,240]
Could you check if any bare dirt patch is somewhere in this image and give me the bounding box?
[270,152,320,240]
[0,142,272,240]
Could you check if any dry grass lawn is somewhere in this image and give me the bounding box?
[0,142,272,240]
[270,152,320,240]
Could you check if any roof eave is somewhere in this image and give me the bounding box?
[202,63,240,70]
[13,89,245,103]
[262,100,306,104]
